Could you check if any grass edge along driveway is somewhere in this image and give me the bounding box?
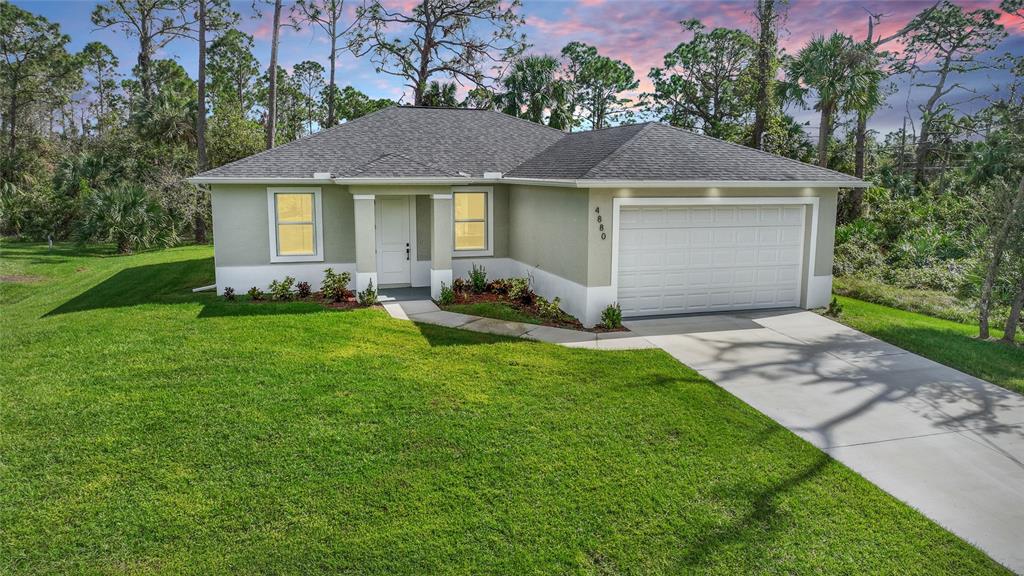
[0,243,1012,575]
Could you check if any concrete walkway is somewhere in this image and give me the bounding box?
[625,309,1024,574]
[383,299,655,349]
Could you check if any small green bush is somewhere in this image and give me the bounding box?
[269,276,296,301]
[601,303,622,328]
[223,287,236,301]
[322,268,351,302]
[247,286,264,301]
[358,279,378,305]
[469,264,487,294]
[505,277,533,304]
[536,296,567,321]
[825,296,843,318]
[439,282,455,306]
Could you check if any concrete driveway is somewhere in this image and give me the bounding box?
[625,310,1024,574]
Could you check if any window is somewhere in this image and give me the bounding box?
[268,187,323,262]
[453,189,489,252]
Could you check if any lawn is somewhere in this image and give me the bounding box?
[0,242,1010,575]
[834,296,1024,394]
[444,301,543,324]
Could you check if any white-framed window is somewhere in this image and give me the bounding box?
[452,186,493,257]
[267,187,324,263]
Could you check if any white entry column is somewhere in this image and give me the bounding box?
[430,193,453,299]
[353,194,377,291]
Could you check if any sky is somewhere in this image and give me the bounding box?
[12,0,1024,136]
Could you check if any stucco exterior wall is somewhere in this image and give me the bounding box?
[507,184,590,285]
[210,183,355,267]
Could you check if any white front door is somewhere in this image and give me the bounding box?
[376,196,412,286]
[617,204,805,317]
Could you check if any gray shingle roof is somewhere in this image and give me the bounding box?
[505,122,860,182]
[195,106,862,184]
[196,106,564,179]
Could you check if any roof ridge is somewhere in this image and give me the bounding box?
[195,105,399,178]
[580,123,659,179]
[655,122,861,181]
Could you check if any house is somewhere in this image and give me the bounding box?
[189,106,867,326]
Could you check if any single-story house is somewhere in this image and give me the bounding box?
[189,106,867,326]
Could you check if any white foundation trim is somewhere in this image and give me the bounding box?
[807,274,833,309]
[267,187,325,263]
[610,196,820,317]
[215,262,355,294]
[356,271,378,292]
[352,194,376,200]
[430,268,453,300]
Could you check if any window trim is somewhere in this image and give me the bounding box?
[451,186,494,257]
[267,187,324,263]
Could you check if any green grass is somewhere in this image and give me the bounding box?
[445,301,543,324]
[0,242,1010,575]
[834,296,1024,394]
[833,275,1013,330]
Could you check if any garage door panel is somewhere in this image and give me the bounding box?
[618,204,804,317]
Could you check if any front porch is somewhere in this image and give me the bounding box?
[352,192,453,301]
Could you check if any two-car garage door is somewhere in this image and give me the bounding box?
[617,204,805,317]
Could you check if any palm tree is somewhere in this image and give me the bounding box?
[786,33,857,167]
[421,81,458,107]
[497,55,565,126]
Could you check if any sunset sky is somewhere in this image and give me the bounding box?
[14,0,1024,135]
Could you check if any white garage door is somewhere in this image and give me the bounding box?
[617,204,805,317]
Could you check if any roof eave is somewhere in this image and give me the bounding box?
[189,175,869,189]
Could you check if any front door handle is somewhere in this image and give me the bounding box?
[406,243,410,261]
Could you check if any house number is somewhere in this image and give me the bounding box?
[595,207,606,240]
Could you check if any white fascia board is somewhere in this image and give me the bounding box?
[575,179,869,189]
[188,176,336,185]
[331,177,483,185]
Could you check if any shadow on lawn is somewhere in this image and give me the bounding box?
[45,257,215,316]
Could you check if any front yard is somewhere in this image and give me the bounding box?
[0,243,1010,574]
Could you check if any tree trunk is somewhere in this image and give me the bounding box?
[748,0,776,150]
[266,0,282,150]
[854,110,867,179]
[414,1,433,106]
[816,103,833,168]
[914,65,950,186]
[6,91,16,175]
[979,174,1024,339]
[1002,273,1024,345]
[327,34,337,127]
[195,0,209,245]
[139,16,153,101]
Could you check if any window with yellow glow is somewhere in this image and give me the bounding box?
[275,193,315,256]
[454,192,487,251]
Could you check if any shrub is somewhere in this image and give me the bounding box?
[247,286,264,301]
[505,277,533,304]
[358,279,378,305]
[223,286,236,301]
[536,295,567,321]
[469,264,487,293]
[296,281,312,299]
[825,296,843,318]
[452,277,468,293]
[269,276,296,301]
[601,303,622,328]
[73,184,175,254]
[322,268,352,302]
[439,282,455,306]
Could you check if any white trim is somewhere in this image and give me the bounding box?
[430,268,452,300]
[355,271,378,292]
[352,194,376,200]
[267,187,324,263]
[191,175,868,189]
[451,186,494,257]
[807,274,833,308]
[610,196,820,317]
[431,193,453,200]
[215,262,355,294]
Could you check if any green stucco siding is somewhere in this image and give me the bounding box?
[508,184,589,285]
[210,184,355,267]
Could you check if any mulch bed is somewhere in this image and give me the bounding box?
[449,291,628,333]
[230,291,376,311]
